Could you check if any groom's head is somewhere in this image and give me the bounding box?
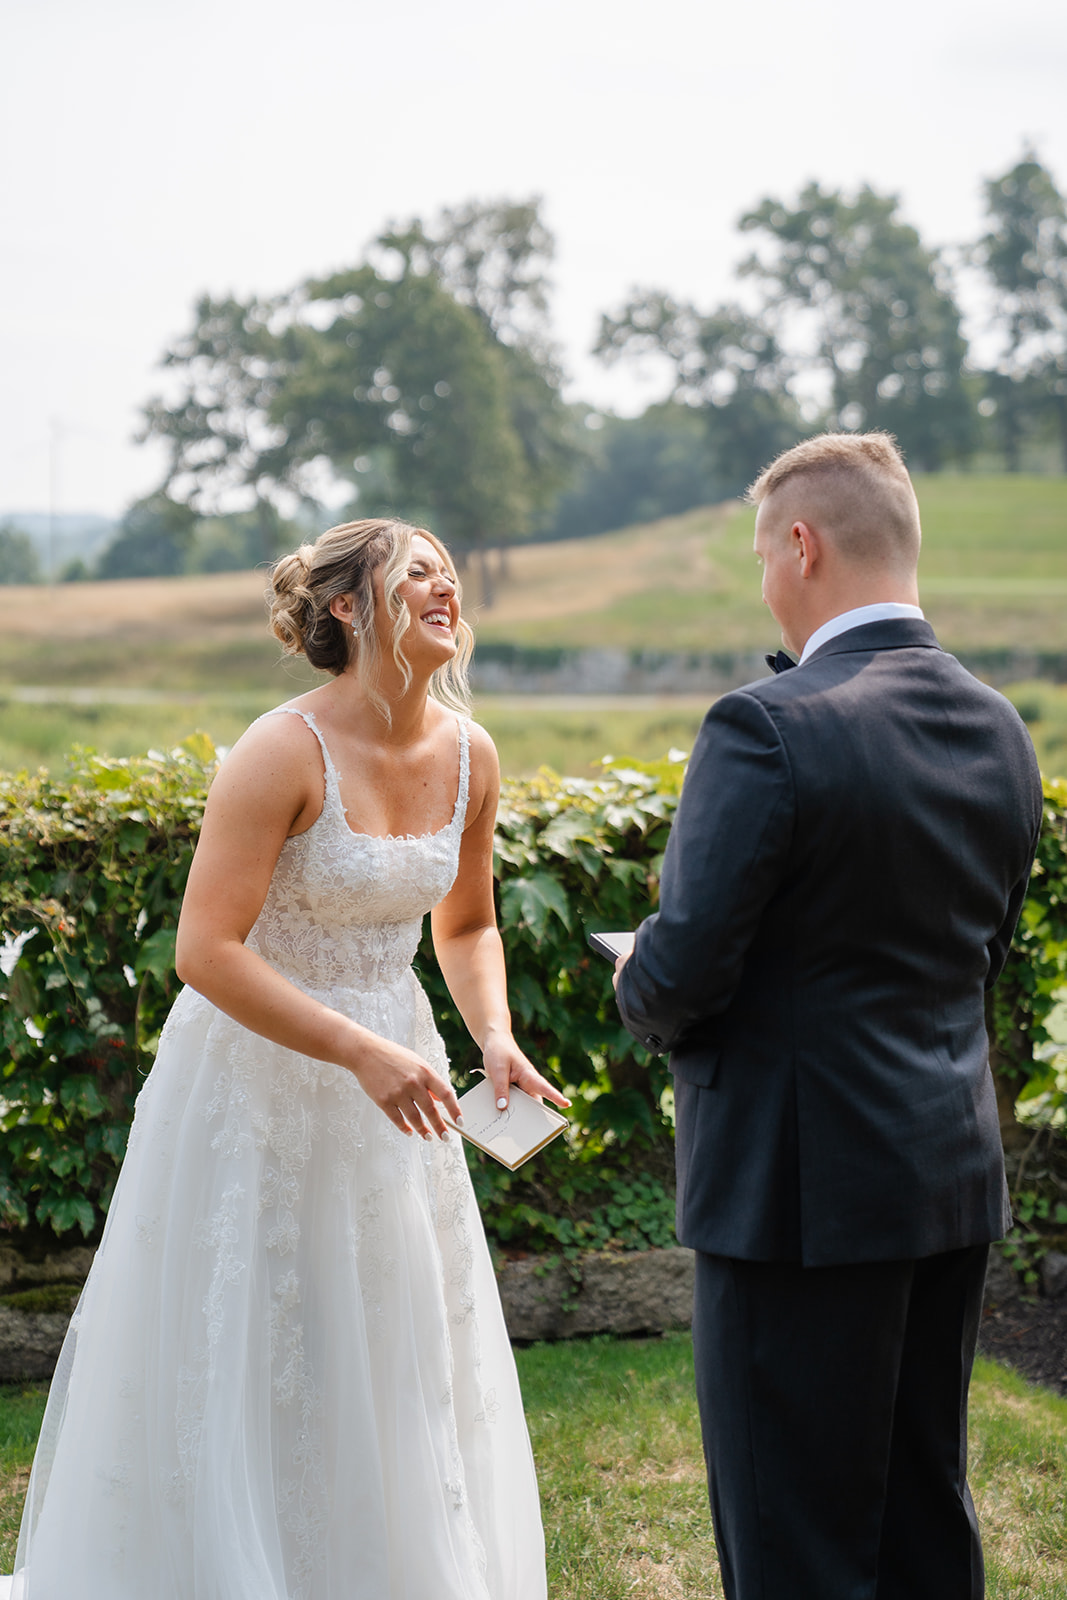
[748,432,922,655]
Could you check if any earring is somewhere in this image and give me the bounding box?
[350,620,359,636]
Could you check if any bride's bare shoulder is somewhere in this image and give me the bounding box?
[464,719,499,770]
[463,720,501,819]
[205,708,326,820]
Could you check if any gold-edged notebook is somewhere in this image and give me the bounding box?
[443,1080,568,1170]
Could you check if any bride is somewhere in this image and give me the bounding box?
[11,517,567,1600]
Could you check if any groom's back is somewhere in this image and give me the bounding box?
[671,625,1042,1267]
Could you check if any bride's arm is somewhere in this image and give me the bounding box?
[175,715,461,1138]
[430,726,570,1112]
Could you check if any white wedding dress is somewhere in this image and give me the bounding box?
[11,709,546,1600]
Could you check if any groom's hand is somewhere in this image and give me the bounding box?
[612,949,631,991]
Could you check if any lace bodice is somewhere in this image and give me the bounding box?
[246,708,470,995]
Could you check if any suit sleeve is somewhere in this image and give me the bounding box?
[985,787,1043,990]
[615,689,795,1055]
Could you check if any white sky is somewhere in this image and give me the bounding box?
[2,0,1066,517]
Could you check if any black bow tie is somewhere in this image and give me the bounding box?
[765,650,798,674]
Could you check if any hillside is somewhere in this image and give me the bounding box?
[470,476,1067,654]
[0,477,1064,695]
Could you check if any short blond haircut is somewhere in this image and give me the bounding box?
[747,432,921,570]
[268,518,473,723]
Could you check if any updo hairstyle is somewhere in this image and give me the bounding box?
[267,518,473,721]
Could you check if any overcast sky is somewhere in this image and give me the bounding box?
[3,0,1065,517]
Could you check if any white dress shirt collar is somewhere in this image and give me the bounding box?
[798,602,926,665]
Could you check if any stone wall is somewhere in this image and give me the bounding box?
[469,645,1067,697]
[1,1241,1060,1381]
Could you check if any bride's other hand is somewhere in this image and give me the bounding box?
[351,1034,461,1139]
[481,1030,572,1113]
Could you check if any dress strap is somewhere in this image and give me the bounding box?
[453,718,472,830]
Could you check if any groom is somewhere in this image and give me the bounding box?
[614,432,1042,1600]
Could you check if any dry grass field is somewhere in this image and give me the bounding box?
[0,506,744,687]
[0,570,310,692]
[1,475,1066,774]
[1,477,1064,689]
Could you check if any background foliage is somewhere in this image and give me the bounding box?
[9,149,1064,586]
[2,741,1066,1256]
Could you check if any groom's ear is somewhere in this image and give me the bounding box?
[791,520,820,579]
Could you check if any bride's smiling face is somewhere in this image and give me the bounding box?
[378,533,460,661]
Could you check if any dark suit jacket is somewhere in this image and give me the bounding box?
[616,619,1042,1267]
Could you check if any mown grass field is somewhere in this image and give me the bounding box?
[1,1339,1064,1596]
[0,475,1064,775]
[472,475,1067,653]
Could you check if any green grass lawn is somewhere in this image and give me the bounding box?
[1,1338,1064,1595]
[0,691,712,778]
[5,684,1067,782]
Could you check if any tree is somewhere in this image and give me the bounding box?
[286,261,532,599]
[139,295,315,561]
[596,292,801,492]
[381,198,555,352]
[380,200,580,519]
[0,523,42,584]
[977,151,1067,470]
[738,183,975,469]
[540,403,723,540]
[138,201,580,598]
[96,495,199,580]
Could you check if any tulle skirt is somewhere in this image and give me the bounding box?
[11,979,545,1599]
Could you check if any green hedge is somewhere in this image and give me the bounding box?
[1,739,1066,1253]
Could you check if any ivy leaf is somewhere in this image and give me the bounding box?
[135,927,177,981]
[499,873,572,942]
[36,1194,95,1237]
[539,812,604,860]
[59,1075,109,1119]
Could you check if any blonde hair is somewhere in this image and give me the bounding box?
[747,432,921,570]
[268,518,473,722]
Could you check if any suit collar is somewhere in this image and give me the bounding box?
[803,617,942,665]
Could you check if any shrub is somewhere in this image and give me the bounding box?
[1,740,1064,1250]
[0,740,212,1237]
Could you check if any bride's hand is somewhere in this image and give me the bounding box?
[481,1031,572,1113]
[350,1034,462,1139]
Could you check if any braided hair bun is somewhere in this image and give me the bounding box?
[267,545,317,656]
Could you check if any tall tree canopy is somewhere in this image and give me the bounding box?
[597,182,975,480]
[738,183,975,469]
[977,151,1067,469]
[140,200,578,585]
[595,295,800,493]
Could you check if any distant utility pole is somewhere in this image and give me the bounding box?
[47,416,62,583]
